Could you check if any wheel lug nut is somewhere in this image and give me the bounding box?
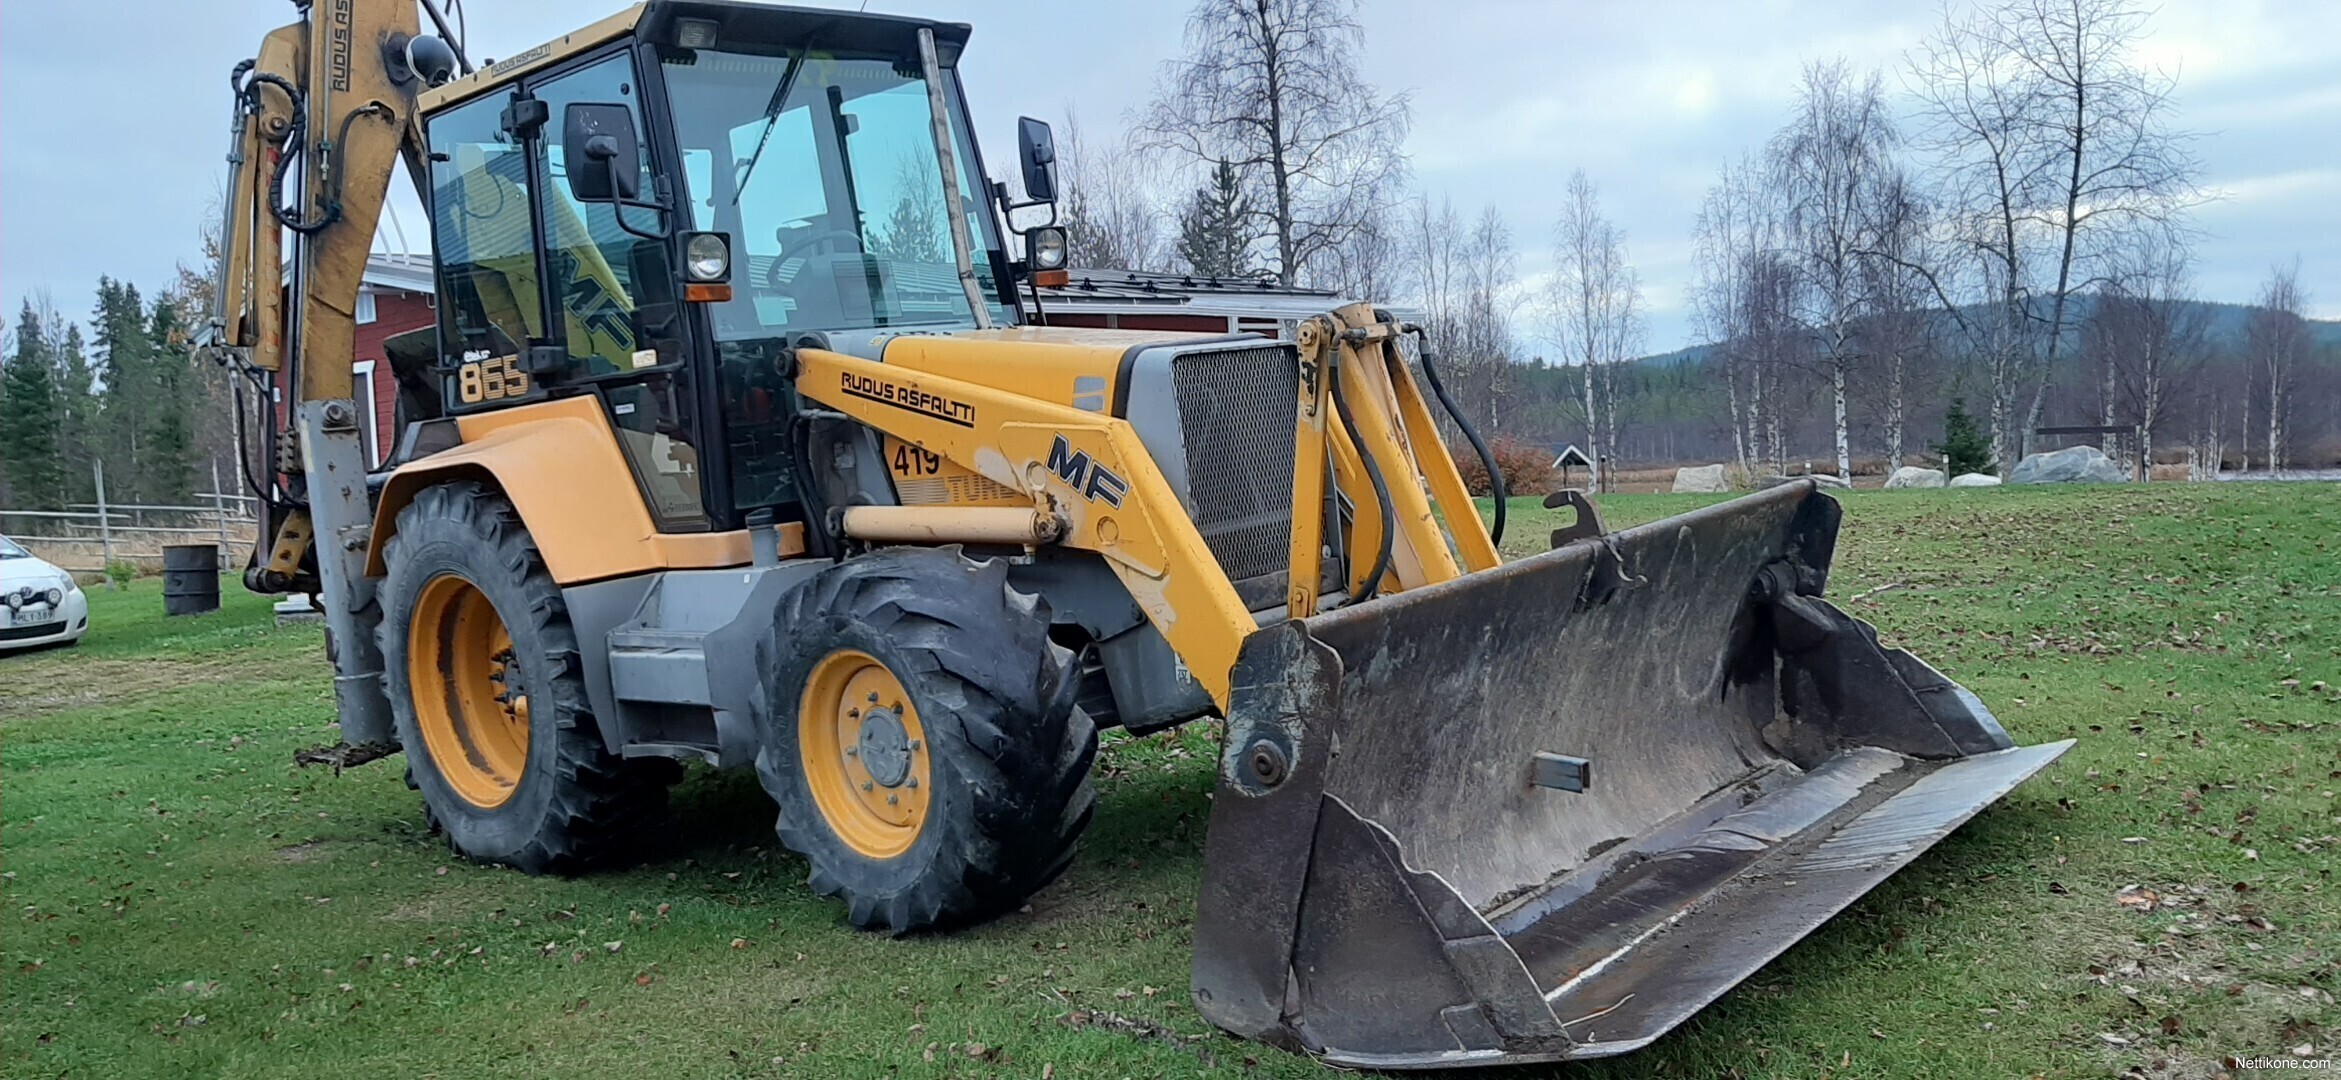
[905,778,918,789]
[845,747,858,757]
[862,781,874,792]
[886,794,899,805]
[847,707,860,718]
[866,691,879,703]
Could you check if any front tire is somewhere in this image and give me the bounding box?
[756,549,1097,933]
[377,480,673,873]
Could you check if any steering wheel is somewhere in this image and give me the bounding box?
[763,228,865,289]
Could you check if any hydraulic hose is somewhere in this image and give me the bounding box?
[1405,324,1505,547]
[1328,353,1396,604]
[241,71,389,236]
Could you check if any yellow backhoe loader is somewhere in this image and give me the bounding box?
[200,0,2071,1066]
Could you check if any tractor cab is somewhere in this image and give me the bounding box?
[413,2,1040,536]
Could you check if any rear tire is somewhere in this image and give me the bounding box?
[377,480,674,874]
[756,549,1097,933]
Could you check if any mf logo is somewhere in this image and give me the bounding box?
[1046,435,1129,508]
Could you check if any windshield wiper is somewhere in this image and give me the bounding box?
[734,47,809,204]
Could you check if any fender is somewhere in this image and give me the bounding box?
[365,395,751,585]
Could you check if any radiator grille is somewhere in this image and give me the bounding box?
[1171,345,1300,584]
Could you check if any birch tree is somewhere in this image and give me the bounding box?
[1404,195,1516,435]
[1772,61,1899,481]
[1054,111,1168,272]
[2246,262,2309,477]
[2086,236,2204,476]
[1856,170,1939,469]
[1693,154,1786,479]
[1548,170,1641,492]
[2000,0,2198,450]
[1142,0,1411,286]
[1910,0,2197,466]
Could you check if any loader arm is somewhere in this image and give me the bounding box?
[202,0,455,747]
[794,348,1259,708]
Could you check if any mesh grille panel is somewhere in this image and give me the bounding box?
[1172,345,1300,583]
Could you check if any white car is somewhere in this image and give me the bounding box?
[0,535,87,650]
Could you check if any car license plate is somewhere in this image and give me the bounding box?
[8,608,54,627]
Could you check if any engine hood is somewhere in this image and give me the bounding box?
[876,326,1259,416]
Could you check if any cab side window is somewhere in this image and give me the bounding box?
[533,55,673,378]
[426,92,541,405]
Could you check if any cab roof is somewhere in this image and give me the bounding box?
[418,1,973,114]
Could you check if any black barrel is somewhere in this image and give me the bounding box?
[162,544,221,616]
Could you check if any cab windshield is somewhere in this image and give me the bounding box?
[661,46,1011,340]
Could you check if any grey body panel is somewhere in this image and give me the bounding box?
[297,400,393,747]
[564,562,827,766]
[1119,343,1199,519]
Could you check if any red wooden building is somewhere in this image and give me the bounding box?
[350,254,438,467]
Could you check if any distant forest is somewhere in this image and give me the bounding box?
[1481,298,2341,473]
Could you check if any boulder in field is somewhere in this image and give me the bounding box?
[1949,472,2002,487]
[2010,445,2128,484]
[1885,466,1946,489]
[1672,464,1730,493]
[1759,473,1850,490]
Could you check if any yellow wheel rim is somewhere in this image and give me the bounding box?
[408,573,531,809]
[799,649,930,859]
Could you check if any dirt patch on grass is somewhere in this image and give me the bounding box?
[0,652,300,722]
[276,841,333,863]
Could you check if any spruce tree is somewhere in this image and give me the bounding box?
[54,324,98,505]
[92,278,150,499]
[1933,397,1994,477]
[143,298,194,503]
[1,302,68,509]
[1175,159,1252,279]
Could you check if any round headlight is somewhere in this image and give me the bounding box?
[1028,227,1068,272]
[46,587,62,605]
[684,232,731,282]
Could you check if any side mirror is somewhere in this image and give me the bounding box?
[1017,116,1057,204]
[564,102,641,202]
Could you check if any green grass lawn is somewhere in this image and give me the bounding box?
[4,483,2335,1078]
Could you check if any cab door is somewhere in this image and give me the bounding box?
[525,50,711,532]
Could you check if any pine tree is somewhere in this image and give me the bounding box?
[143,297,195,503]
[1,302,68,509]
[1933,397,1994,478]
[1175,159,1253,279]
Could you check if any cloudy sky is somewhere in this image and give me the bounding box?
[4,0,2335,353]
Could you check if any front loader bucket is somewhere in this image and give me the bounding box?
[1191,481,2071,1068]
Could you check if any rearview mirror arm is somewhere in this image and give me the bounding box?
[604,164,672,241]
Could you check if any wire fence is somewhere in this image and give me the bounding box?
[0,461,260,584]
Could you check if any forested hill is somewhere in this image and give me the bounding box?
[1627,298,2341,372]
[1487,295,2341,470]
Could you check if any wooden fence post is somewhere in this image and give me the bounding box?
[210,459,231,572]
[94,460,115,590]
